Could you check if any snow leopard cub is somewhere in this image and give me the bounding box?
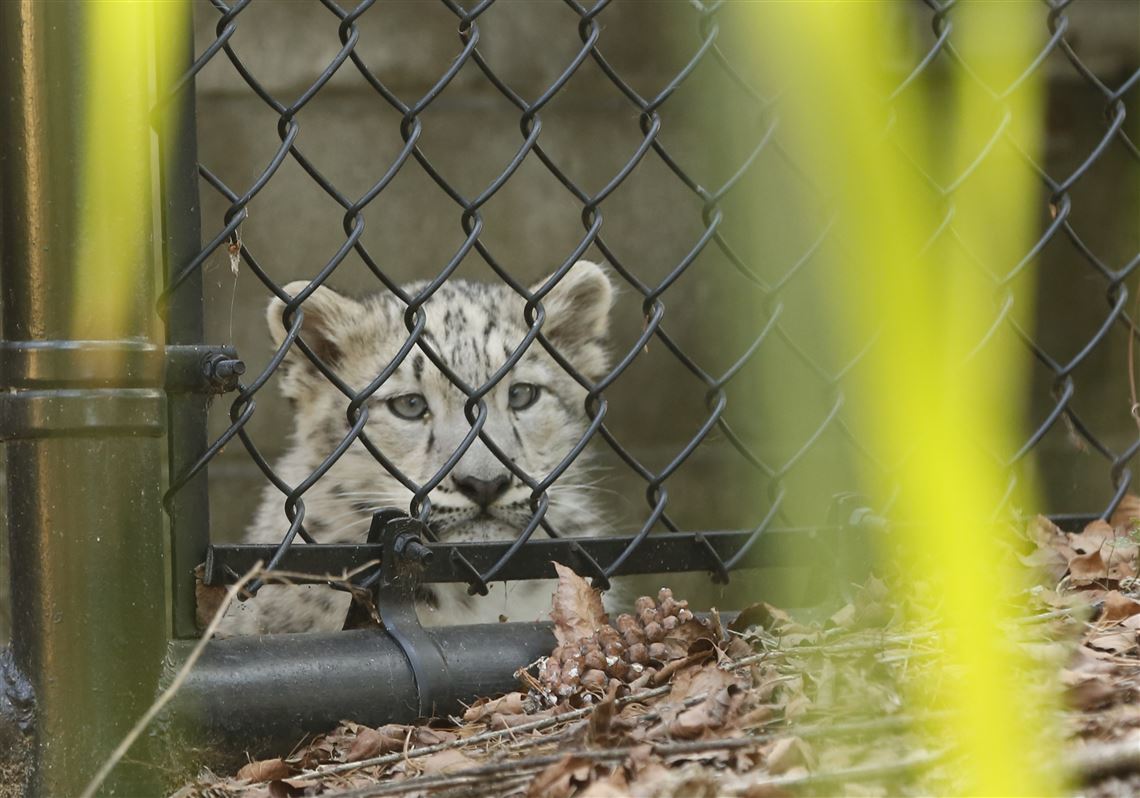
[218,260,613,635]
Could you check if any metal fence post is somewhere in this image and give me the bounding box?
[0,2,170,793]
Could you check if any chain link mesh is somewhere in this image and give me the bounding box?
[159,0,1139,612]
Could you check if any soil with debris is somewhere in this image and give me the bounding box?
[173,502,1140,798]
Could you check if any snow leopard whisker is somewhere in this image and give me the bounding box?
[318,515,374,542]
[312,505,390,528]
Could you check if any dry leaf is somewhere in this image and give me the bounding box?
[588,683,620,743]
[550,562,608,646]
[491,710,552,729]
[669,661,746,703]
[194,564,228,631]
[267,781,306,798]
[526,754,597,798]
[762,736,815,775]
[346,724,408,761]
[405,748,476,776]
[1069,549,1108,581]
[1020,545,1070,582]
[729,602,793,634]
[237,758,290,783]
[668,685,742,738]
[1071,521,1115,554]
[577,772,630,798]
[1030,514,1067,547]
[1101,591,1140,623]
[463,692,528,723]
[1110,494,1140,531]
[1086,631,1137,655]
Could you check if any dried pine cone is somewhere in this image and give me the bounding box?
[535,586,718,702]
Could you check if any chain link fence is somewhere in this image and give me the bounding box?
[156,0,1140,633]
[109,0,1140,636]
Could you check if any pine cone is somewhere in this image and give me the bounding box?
[535,587,717,702]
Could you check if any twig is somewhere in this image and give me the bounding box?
[311,684,673,778]
[728,630,938,669]
[321,737,947,797]
[79,562,265,798]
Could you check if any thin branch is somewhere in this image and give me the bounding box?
[79,562,265,798]
[320,738,948,798]
[311,684,673,777]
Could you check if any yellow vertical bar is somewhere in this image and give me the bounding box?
[747,2,1058,794]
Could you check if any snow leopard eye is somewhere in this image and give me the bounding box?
[387,393,429,420]
[507,382,540,411]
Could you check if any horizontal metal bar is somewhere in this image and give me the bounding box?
[0,389,165,439]
[165,623,556,753]
[204,527,844,586]
[0,340,162,389]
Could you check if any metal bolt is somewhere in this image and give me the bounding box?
[395,533,434,565]
[202,353,246,391]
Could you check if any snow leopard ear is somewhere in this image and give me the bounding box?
[267,281,363,392]
[532,260,614,380]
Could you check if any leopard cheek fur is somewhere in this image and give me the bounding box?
[218,261,614,636]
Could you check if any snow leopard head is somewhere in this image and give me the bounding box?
[265,260,614,544]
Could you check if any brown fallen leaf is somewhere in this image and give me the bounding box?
[194,564,228,631]
[1020,545,1070,583]
[670,660,747,703]
[729,602,793,634]
[1110,494,1140,531]
[463,691,528,723]
[1101,591,1140,623]
[587,682,620,743]
[668,684,743,739]
[1069,549,1108,581]
[346,724,408,762]
[491,710,553,729]
[577,771,630,798]
[267,781,307,798]
[1070,521,1116,555]
[1086,631,1137,655]
[550,562,608,646]
[396,748,476,778]
[762,735,816,775]
[526,754,598,798]
[1030,514,1067,547]
[237,758,291,783]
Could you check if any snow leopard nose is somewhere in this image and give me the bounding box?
[452,473,511,508]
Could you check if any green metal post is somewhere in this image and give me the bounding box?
[0,2,174,793]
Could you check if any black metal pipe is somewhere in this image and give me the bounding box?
[155,0,213,642]
[166,623,556,755]
[0,2,174,793]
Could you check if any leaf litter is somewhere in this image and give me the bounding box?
[174,506,1140,797]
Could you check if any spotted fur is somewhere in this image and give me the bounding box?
[219,261,614,635]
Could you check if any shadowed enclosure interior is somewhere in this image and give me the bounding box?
[1,0,1139,644]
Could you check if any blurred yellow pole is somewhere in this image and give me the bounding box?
[0,1,184,793]
[748,3,1057,794]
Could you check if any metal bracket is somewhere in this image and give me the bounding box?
[164,344,245,394]
[368,512,451,719]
